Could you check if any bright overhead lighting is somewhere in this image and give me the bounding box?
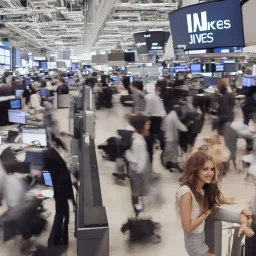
[100,51,105,54]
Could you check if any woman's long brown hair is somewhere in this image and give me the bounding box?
[179,151,223,210]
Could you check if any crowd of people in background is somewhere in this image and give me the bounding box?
[0,66,256,255]
[118,74,256,256]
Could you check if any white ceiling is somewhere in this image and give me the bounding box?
[0,0,179,55]
[91,0,179,53]
[0,0,85,54]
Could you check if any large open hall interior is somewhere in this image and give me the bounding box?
[0,0,256,255]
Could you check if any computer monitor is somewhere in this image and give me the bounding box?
[224,63,237,72]
[10,99,21,109]
[129,76,134,84]
[22,128,47,147]
[170,67,176,73]
[42,171,53,187]
[204,77,219,87]
[190,64,202,74]
[25,151,45,171]
[8,110,26,125]
[215,64,224,72]
[15,90,24,97]
[242,77,255,87]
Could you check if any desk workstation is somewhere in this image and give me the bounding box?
[69,88,108,256]
[0,84,108,255]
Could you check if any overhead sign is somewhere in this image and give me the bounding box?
[168,0,244,50]
[134,31,170,54]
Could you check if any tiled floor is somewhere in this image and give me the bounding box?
[0,97,255,256]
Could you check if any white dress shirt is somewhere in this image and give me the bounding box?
[145,92,166,117]
[162,110,188,142]
[125,132,148,174]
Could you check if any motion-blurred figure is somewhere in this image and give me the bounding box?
[130,81,146,113]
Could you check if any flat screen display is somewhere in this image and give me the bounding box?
[125,52,135,62]
[170,67,176,73]
[215,64,224,72]
[22,128,47,147]
[190,63,201,73]
[224,63,237,72]
[175,65,188,72]
[10,99,21,109]
[168,0,244,50]
[204,76,219,87]
[214,47,243,53]
[134,31,170,54]
[15,90,24,97]
[39,62,48,69]
[8,110,26,125]
[71,63,78,71]
[242,77,255,87]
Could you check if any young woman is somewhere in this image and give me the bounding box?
[177,151,254,256]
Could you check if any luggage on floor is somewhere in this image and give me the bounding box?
[120,95,132,104]
[120,95,134,107]
[121,218,160,243]
[98,137,121,162]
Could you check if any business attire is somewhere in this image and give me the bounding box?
[162,110,188,169]
[217,92,235,135]
[43,148,73,246]
[145,92,166,162]
[161,87,177,113]
[241,97,256,151]
[132,90,146,113]
[56,84,69,94]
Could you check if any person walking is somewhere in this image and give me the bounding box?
[43,138,74,247]
[145,80,166,162]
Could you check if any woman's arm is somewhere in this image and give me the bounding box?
[180,193,211,233]
[219,196,237,205]
[211,208,254,237]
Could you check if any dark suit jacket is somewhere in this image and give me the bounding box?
[43,148,73,200]
[218,92,235,122]
[56,84,69,94]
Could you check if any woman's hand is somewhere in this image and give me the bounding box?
[205,209,213,217]
[238,223,254,238]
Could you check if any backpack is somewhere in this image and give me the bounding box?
[121,218,161,243]
[117,130,134,157]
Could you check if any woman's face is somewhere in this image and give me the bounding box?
[198,160,215,184]
[142,121,150,137]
